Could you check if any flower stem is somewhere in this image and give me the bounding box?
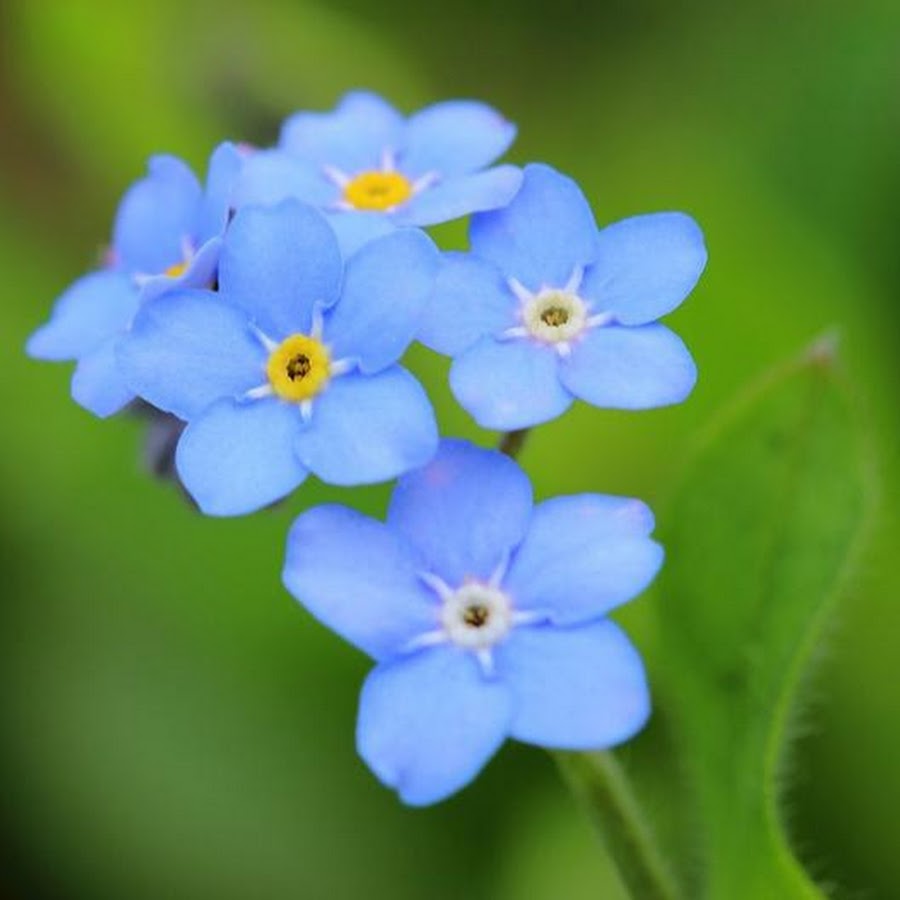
[498,428,530,459]
[554,750,682,900]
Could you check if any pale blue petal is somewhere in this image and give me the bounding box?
[196,142,244,243]
[469,163,598,290]
[387,439,533,585]
[232,149,336,209]
[281,91,404,172]
[296,367,437,486]
[580,212,707,325]
[324,229,440,372]
[138,235,221,303]
[357,647,512,806]
[113,155,201,274]
[498,621,650,748]
[417,253,516,356]
[71,337,135,418]
[176,397,307,516]
[325,211,397,257]
[560,324,697,409]
[400,100,516,177]
[27,270,137,360]
[449,337,572,430]
[397,166,522,228]
[283,505,438,660]
[505,495,663,625]
[117,291,264,420]
[218,201,342,339]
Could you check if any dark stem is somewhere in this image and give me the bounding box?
[498,428,530,459]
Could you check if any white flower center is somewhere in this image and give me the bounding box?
[522,289,589,344]
[440,582,513,649]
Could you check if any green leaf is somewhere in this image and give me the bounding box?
[654,336,873,899]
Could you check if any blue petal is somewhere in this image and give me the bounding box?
[504,495,663,625]
[27,270,137,361]
[323,229,440,372]
[113,155,202,274]
[138,235,221,303]
[560,324,697,409]
[579,212,707,325]
[280,91,404,173]
[399,100,516,177]
[283,505,438,660]
[196,142,244,244]
[175,397,307,516]
[357,647,512,806]
[497,620,650,748]
[387,439,533,585]
[70,337,135,418]
[117,290,264,420]
[397,165,522,228]
[449,337,572,430]
[417,253,516,356]
[325,211,397,257]
[232,149,337,209]
[218,201,343,339]
[469,163,598,290]
[295,367,438,486]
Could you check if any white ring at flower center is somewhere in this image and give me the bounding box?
[441,582,513,649]
[522,289,589,344]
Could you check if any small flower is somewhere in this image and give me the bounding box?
[234,91,523,228]
[283,439,660,805]
[26,143,243,416]
[117,200,440,516]
[418,163,707,430]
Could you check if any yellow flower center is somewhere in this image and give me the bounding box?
[343,171,413,211]
[266,334,331,402]
[164,260,188,278]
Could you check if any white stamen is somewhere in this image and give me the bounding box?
[329,358,355,377]
[512,610,547,627]
[412,172,439,194]
[310,303,326,340]
[555,341,572,358]
[322,164,350,187]
[587,312,615,329]
[489,552,511,589]
[400,630,448,654]
[332,199,355,212]
[507,277,534,305]
[180,235,196,262]
[380,148,397,172]
[564,265,584,295]
[244,384,274,400]
[499,326,529,341]
[476,648,495,677]
[419,571,454,602]
[249,323,279,353]
[300,400,314,422]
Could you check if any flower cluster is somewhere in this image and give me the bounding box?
[27,91,706,804]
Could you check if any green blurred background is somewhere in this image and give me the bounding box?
[1,0,898,897]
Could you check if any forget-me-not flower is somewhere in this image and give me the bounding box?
[26,143,243,417]
[235,91,523,228]
[118,199,440,516]
[283,439,659,805]
[418,164,707,430]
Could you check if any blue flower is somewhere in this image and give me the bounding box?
[117,200,441,516]
[282,439,659,805]
[418,163,707,430]
[234,91,523,228]
[26,143,243,417]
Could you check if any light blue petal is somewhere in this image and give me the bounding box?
[449,337,572,430]
[387,439,533,585]
[218,201,343,339]
[579,212,707,325]
[399,100,516,177]
[397,165,522,228]
[504,495,664,625]
[138,235,221,303]
[560,323,697,409]
[117,290,264,420]
[498,620,650,748]
[323,229,440,372]
[417,253,516,356]
[283,505,438,661]
[469,163,598,290]
[232,149,337,209]
[26,270,137,360]
[357,647,512,806]
[280,91,404,173]
[112,155,202,274]
[295,367,437,486]
[71,337,135,418]
[325,211,397,257]
[196,142,244,244]
[176,397,307,516]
